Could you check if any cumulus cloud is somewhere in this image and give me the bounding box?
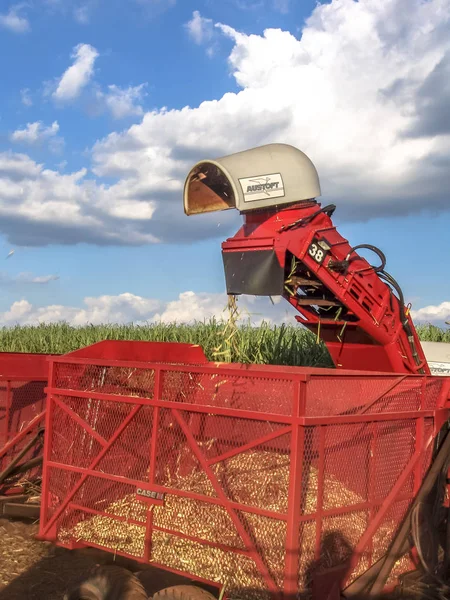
[405,54,450,138]
[185,10,218,56]
[0,4,30,33]
[2,0,450,247]
[99,84,147,119]
[89,0,450,230]
[154,291,295,325]
[10,121,64,154]
[411,302,450,324]
[10,121,61,145]
[0,151,160,246]
[185,11,214,45]
[0,291,296,326]
[52,43,99,102]
[0,293,161,327]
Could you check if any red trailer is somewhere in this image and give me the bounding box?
[15,142,450,599]
[0,352,53,518]
[37,340,450,600]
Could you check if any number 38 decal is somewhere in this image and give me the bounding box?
[307,239,328,264]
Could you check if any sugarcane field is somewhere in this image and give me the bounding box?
[0,317,450,599]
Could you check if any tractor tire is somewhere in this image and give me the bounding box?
[64,565,148,600]
[152,585,217,600]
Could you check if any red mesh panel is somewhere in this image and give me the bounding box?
[305,376,444,416]
[39,345,446,599]
[161,370,294,415]
[54,363,156,398]
[7,380,46,432]
[322,423,371,508]
[305,377,400,416]
[213,434,290,513]
[298,520,317,592]
[371,421,416,502]
[0,378,48,488]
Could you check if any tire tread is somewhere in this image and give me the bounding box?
[152,585,217,600]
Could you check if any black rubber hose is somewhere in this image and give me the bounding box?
[278,203,336,232]
[345,244,387,273]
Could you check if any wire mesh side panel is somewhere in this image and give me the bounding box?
[0,379,47,486]
[54,363,156,399]
[297,418,435,596]
[305,375,444,416]
[41,364,295,600]
[42,359,445,600]
[298,374,442,597]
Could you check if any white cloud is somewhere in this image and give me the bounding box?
[0,4,30,33]
[52,43,99,102]
[89,0,450,233]
[0,291,296,326]
[0,272,59,285]
[154,291,295,325]
[100,84,147,119]
[0,150,161,246]
[20,88,32,107]
[10,121,60,144]
[0,293,161,326]
[2,0,450,248]
[185,11,214,45]
[411,302,450,324]
[10,121,64,154]
[154,291,228,324]
[15,273,60,284]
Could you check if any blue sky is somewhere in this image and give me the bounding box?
[0,0,449,327]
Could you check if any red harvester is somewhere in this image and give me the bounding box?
[4,144,450,600]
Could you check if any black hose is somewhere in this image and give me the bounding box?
[278,203,336,232]
[340,241,424,372]
[345,244,387,273]
[378,269,425,371]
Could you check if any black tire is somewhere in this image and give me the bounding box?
[152,585,217,600]
[64,565,148,600]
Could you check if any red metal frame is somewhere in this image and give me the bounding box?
[221,202,429,376]
[0,352,53,493]
[38,341,450,600]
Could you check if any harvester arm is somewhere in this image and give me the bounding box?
[221,201,429,375]
[184,143,429,375]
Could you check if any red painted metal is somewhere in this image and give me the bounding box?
[38,341,450,600]
[221,202,429,376]
[0,352,53,493]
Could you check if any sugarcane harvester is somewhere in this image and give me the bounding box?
[184,143,429,376]
[35,144,450,600]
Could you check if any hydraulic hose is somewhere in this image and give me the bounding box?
[329,243,425,373]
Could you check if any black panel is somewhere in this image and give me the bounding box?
[222,249,285,296]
